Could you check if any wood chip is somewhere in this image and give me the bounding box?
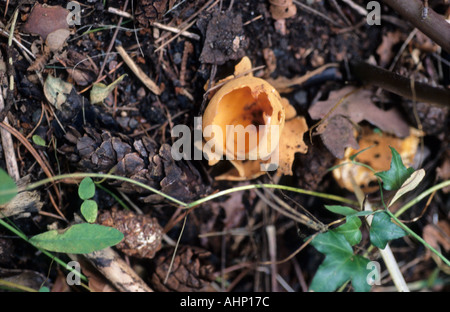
[116,45,161,95]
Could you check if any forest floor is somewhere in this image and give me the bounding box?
[0,0,449,292]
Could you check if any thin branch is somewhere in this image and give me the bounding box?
[381,0,450,53]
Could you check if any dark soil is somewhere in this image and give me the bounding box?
[0,0,449,292]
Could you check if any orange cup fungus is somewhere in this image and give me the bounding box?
[202,57,308,180]
[332,126,421,193]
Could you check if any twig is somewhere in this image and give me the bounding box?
[329,0,352,26]
[116,45,161,95]
[107,7,133,19]
[0,121,65,221]
[364,200,410,292]
[0,8,18,123]
[350,175,410,292]
[0,79,19,181]
[349,59,450,108]
[0,29,35,59]
[341,0,367,16]
[292,0,343,28]
[154,19,197,53]
[381,0,450,53]
[266,225,278,292]
[96,0,129,80]
[84,247,153,292]
[151,22,200,41]
[388,28,419,71]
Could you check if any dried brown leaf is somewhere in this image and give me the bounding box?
[22,3,70,40]
[376,30,403,67]
[316,115,359,159]
[308,86,410,158]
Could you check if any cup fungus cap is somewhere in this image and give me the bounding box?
[202,57,308,180]
[332,126,421,193]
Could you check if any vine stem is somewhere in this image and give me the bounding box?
[386,210,450,267]
[0,217,89,285]
[24,173,359,209]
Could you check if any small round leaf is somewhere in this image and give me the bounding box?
[81,200,98,223]
[78,177,95,200]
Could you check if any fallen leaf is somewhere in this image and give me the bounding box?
[316,115,359,159]
[376,30,403,67]
[43,74,73,109]
[389,168,425,207]
[63,49,98,86]
[90,74,127,104]
[308,86,410,158]
[423,220,450,253]
[22,3,70,40]
[45,28,71,53]
[277,116,309,176]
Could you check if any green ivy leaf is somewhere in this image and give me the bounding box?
[370,211,407,249]
[29,223,123,254]
[81,199,98,223]
[335,216,362,246]
[309,230,371,292]
[324,205,373,217]
[375,146,415,191]
[78,177,95,200]
[0,168,18,205]
[325,205,358,216]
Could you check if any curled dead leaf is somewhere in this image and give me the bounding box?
[45,28,71,53]
[43,75,73,109]
[308,86,410,158]
[22,3,70,41]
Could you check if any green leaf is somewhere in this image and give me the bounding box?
[389,169,425,207]
[78,177,95,200]
[81,200,98,223]
[375,146,415,191]
[370,211,407,249]
[29,223,123,254]
[310,231,371,292]
[90,74,127,104]
[325,205,358,216]
[335,216,362,246]
[325,205,373,217]
[32,135,47,147]
[0,168,18,205]
[310,230,353,258]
